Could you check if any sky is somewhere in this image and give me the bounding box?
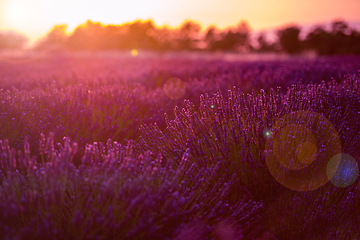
[1,0,360,45]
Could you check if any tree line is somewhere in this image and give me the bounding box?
[1,19,359,55]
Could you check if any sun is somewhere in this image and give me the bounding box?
[3,0,30,28]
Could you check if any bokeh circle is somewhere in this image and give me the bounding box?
[326,153,359,188]
[265,110,342,191]
[163,77,186,100]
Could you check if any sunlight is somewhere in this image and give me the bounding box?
[3,1,29,28]
[1,0,360,47]
[131,49,138,57]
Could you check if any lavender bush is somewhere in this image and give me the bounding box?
[0,134,264,240]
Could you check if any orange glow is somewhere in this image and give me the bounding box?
[265,110,342,192]
[131,49,138,56]
[1,0,359,46]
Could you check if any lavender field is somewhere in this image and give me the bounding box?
[0,52,360,240]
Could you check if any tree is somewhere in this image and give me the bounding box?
[330,21,351,54]
[125,20,158,50]
[277,26,302,54]
[235,20,251,51]
[211,30,240,51]
[67,20,108,51]
[151,26,174,51]
[331,21,350,35]
[176,21,201,50]
[305,26,332,55]
[257,33,274,52]
[0,31,28,50]
[304,20,360,55]
[208,20,251,52]
[204,27,216,47]
[35,25,68,50]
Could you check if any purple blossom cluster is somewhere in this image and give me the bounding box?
[139,77,360,239]
[0,134,263,239]
[0,53,360,239]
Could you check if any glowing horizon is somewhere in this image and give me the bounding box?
[1,0,360,46]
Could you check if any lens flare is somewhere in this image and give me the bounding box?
[327,153,359,188]
[263,129,272,138]
[131,49,138,57]
[265,110,342,191]
[163,77,186,100]
[296,141,317,166]
[272,124,318,171]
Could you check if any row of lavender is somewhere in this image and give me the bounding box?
[1,54,359,92]
[1,55,360,153]
[139,78,360,239]
[0,134,264,239]
[1,78,359,239]
[0,55,360,239]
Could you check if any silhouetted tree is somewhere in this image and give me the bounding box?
[204,27,216,49]
[305,26,332,55]
[35,25,68,50]
[125,20,159,49]
[331,21,350,35]
[210,30,239,51]
[151,26,174,51]
[277,26,302,54]
[235,20,251,51]
[209,20,251,52]
[31,18,360,54]
[348,29,360,54]
[66,20,159,51]
[102,25,123,49]
[257,33,274,52]
[176,21,201,50]
[0,31,27,50]
[329,21,357,54]
[67,20,107,51]
[305,20,360,55]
